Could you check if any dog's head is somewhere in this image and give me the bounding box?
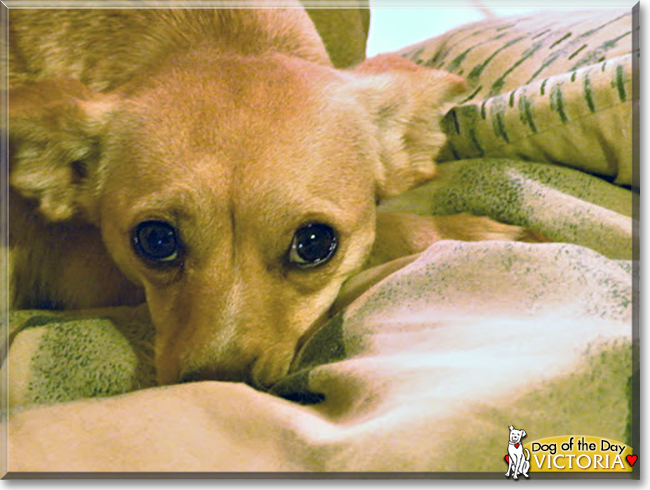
[508,425,527,443]
[8,52,465,388]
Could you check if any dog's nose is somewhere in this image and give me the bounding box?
[179,368,250,384]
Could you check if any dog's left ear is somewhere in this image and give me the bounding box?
[7,78,116,223]
[351,55,467,201]
[521,430,527,438]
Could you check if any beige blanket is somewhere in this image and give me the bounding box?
[5,238,632,472]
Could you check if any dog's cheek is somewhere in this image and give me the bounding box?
[150,303,195,385]
[154,337,183,385]
[97,196,149,287]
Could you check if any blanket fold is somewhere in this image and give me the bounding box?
[6,240,632,472]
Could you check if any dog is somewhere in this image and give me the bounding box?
[6,2,541,389]
[505,425,531,479]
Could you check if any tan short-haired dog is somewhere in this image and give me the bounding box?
[7,3,536,388]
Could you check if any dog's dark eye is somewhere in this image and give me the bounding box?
[132,221,181,263]
[288,223,337,268]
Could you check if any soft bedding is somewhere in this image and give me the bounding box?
[2,7,637,476]
[4,239,633,472]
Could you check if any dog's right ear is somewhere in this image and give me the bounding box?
[7,79,115,223]
[350,55,467,201]
[509,425,514,430]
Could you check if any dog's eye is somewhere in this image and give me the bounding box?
[288,223,337,268]
[132,221,181,263]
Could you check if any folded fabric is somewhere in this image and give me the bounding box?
[438,55,633,185]
[2,305,156,408]
[380,159,634,260]
[398,8,636,185]
[7,241,632,472]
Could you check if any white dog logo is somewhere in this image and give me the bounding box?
[505,425,531,479]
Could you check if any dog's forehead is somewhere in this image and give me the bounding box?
[118,55,372,174]
[126,53,342,134]
[114,52,372,175]
[103,53,377,230]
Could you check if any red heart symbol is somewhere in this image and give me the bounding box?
[626,455,638,467]
[515,443,520,448]
[505,455,509,463]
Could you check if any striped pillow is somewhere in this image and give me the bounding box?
[398,9,636,186]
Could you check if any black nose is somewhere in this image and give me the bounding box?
[179,368,249,384]
[179,371,208,384]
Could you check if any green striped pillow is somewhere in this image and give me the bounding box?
[398,9,635,186]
